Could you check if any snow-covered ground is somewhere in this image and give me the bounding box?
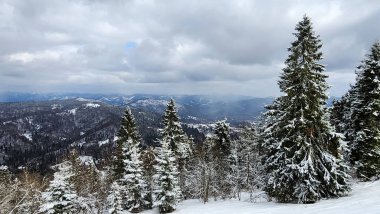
[143,181,380,214]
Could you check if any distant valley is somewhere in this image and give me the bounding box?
[0,93,273,172]
[0,92,339,171]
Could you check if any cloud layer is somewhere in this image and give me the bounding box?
[1,0,379,96]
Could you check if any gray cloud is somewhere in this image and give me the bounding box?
[0,0,379,96]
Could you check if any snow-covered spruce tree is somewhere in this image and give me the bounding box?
[331,97,348,135]
[262,16,350,203]
[113,108,141,180]
[331,85,359,142]
[123,138,146,213]
[110,107,146,213]
[348,42,380,180]
[180,135,198,199]
[330,91,357,162]
[260,98,285,196]
[141,146,156,209]
[108,179,128,214]
[209,120,233,199]
[161,99,192,198]
[154,138,181,213]
[39,161,83,213]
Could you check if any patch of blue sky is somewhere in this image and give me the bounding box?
[124,41,137,53]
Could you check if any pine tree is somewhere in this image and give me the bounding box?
[348,42,380,180]
[108,180,127,213]
[123,138,146,213]
[209,120,233,199]
[262,16,350,203]
[330,91,356,161]
[161,99,192,198]
[141,146,156,209]
[110,108,146,213]
[113,108,141,180]
[39,161,83,213]
[154,139,181,213]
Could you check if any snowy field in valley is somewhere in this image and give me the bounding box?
[143,181,380,214]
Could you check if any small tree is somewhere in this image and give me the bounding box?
[141,146,156,209]
[209,120,233,199]
[39,161,83,213]
[185,136,212,203]
[68,150,103,212]
[154,139,181,213]
[237,124,262,199]
[124,139,146,213]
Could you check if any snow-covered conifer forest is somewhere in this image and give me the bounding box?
[1,15,380,214]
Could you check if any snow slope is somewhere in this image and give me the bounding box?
[143,181,380,214]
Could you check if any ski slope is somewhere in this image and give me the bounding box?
[144,181,380,214]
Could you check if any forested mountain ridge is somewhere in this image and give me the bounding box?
[0,99,162,171]
[0,97,242,172]
[0,93,275,123]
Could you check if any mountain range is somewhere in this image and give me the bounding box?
[0,92,338,172]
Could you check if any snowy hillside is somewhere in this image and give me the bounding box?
[142,181,380,214]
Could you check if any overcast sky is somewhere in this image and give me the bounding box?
[0,0,379,97]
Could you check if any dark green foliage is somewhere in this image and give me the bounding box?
[141,146,156,209]
[113,108,141,180]
[161,99,191,198]
[162,99,191,157]
[262,16,350,203]
[349,42,380,180]
[110,107,146,213]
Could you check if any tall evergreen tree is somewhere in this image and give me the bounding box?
[154,138,181,213]
[348,42,380,180]
[110,108,146,213]
[161,99,192,198]
[262,16,350,203]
